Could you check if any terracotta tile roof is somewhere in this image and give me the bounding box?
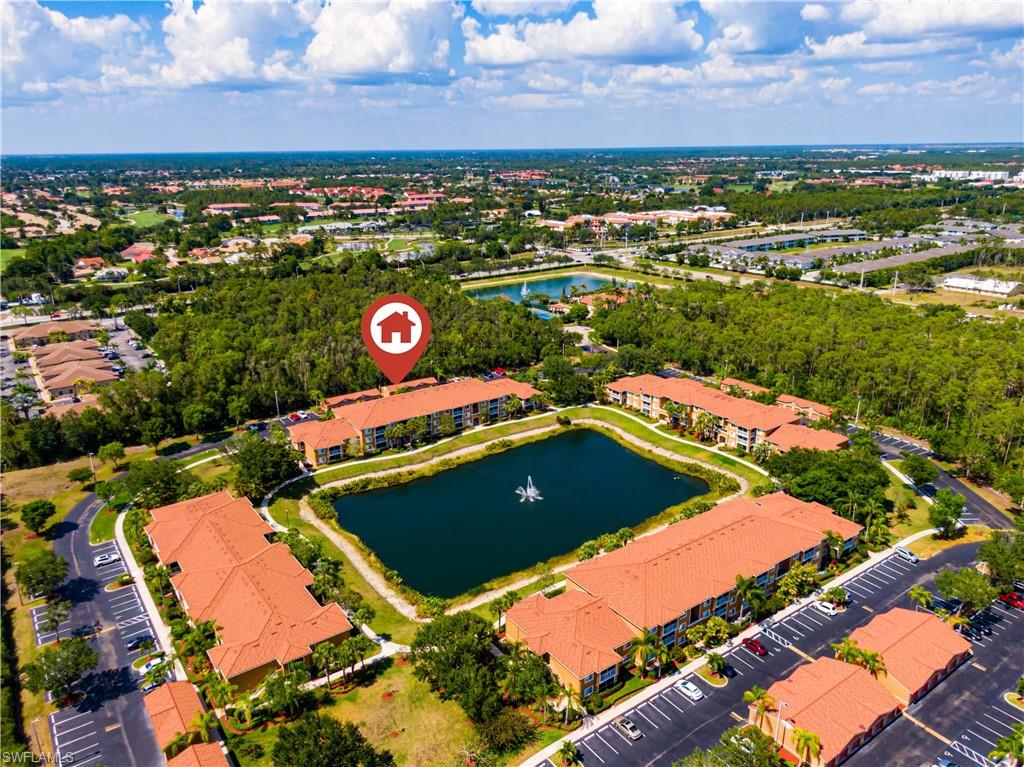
[566,494,860,629]
[506,590,636,681]
[33,339,99,359]
[763,657,900,766]
[167,743,231,767]
[10,320,97,341]
[322,377,440,408]
[777,394,834,417]
[331,378,539,431]
[848,608,971,695]
[147,492,353,680]
[750,493,862,541]
[287,418,361,450]
[767,423,849,453]
[323,387,383,408]
[143,681,205,748]
[608,375,800,432]
[35,347,106,369]
[145,495,275,571]
[41,363,118,389]
[721,377,770,395]
[48,393,102,419]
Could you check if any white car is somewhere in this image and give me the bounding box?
[93,553,121,567]
[674,679,705,701]
[139,657,166,675]
[814,601,838,617]
[894,546,919,564]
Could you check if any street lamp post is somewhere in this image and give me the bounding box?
[87,452,96,484]
[773,700,790,747]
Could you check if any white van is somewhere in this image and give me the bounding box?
[894,546,919,564]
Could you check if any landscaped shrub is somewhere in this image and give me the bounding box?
[556,415,572,426]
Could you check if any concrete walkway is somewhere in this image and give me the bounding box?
[113,511,187,681]
[520,527,940,767]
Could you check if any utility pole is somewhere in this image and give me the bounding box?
[854,396,862,426]
[274,390,280,418]
[892,270,898,297]
[88,452,96,485]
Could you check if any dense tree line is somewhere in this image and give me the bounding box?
[589,281,1024,492]
[2,263,564,470]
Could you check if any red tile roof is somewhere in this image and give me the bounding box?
[10,320,97,342]
[287,418,361,450]
[608,375,799,432]
[143,681,205,748]
[750,493,862,541]
[767,423,849,453]
[331,378,539,431]
[762,657,900,766]
[322,377,440,408]
[777,394,834,418]
[167,743,231,767]
[721,377,770,395]
[847,608,971,695]
[565,493,860,629]
[146,492,353,680]
[506,590,635,680]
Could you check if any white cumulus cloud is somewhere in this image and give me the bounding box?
[471,1,576,18]
[800,4,831,22]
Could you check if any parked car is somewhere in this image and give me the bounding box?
[246,422,265,431]
[674,679,705,701]
[287,412,301,422]
[139,657,166,675]
[934,759,962,767]
[894,546,919,564]
[814,601,838,617]
[956,623,980,641]
[125,635,154,652]
[141,676,167,693]
[741,638,768,656]
[613,717,643,740]
[999,592,1024,609]
[93,553,121,567]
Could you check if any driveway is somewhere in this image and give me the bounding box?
[44,495,162,767]
[536,543,982,767]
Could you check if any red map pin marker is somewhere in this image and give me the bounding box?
[361,294,432,385]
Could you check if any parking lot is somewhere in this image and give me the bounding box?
[42,521,162,767]
[533,544,999,767]
[103,325,154,372]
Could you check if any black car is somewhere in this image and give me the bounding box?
[125,634,154,652]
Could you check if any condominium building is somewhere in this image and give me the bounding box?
[505,493,861,696]
[144,492,354,689]
[9,319,98,348]
[290,377,540,467]
[607,374,841,453]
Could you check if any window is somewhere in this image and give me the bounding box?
[599,666,617,685]
[583,686,593,697]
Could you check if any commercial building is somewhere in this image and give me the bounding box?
[725,229,866,252]
[606,374,803,452]
[833,244,976,275]
[506,494,861,695]
[9,320,98,348]
[941,276,1023,297]
[754,657,902,767]
[290,377,540,466]
[846,608,971,705]
[145,492,354,689]
[776,394,833,422]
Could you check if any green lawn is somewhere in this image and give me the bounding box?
[124,209,173,227]
[0,247,26,275]
[89,504,119,543]
[386,238,408,251]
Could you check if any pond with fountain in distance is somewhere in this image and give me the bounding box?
[333,429,709,598]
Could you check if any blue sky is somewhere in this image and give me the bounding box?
[2,0,1022,154]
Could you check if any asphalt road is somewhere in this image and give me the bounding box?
[539,543,988,767]
[43,494,162,767]
[850,426,1011,530]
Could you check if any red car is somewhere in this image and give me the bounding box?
[742,637,768,656]
[999,592,1024,609]
[287,412,301,422]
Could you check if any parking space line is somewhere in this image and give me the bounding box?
[581,740,606,764]
[595,732,621,755]
[64,741,101,758]
[964,728,999,748]
[741,647,766,662]
[729,652,755,670]
[56,731,97,748]
[634,708,660,729]
[798,610,825,626]
[53,711,91,725]
[68,752,105,767]
[986,708,1023,727]
[777,621,804,638]
[670,688,696,706]
[975,719,1009,738]
[55,721,94,737]
[858,572,890,588]
[875,563,904,577]
[788,615,819,633]
[660,693,686,714]
[605,727,631,748]
[647,700,672,721]
[849,579,875,593]
[995,705,1024,725]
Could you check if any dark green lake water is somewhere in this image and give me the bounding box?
[333,430,709,598]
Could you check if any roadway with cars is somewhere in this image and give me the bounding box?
[39,495,162,767]
[535,542,1018,767]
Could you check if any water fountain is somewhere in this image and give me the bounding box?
[520,282,530,300]
[515,475,542,502]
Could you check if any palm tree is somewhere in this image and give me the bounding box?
[908,586,932,612]
[125,512,147,546]
[489,591,518,630]
[792,727,822,767]
[734,574,766,621]
[830,637,861,664]
[858,650,887,679]
[144,661,170,690]
[188,710,218,743]
[859,497,884,527]
[202,674,237,709]
[165,731,192,758]
[743,685,776,728]
[840,491,860,521]
[563,686,583,725]
[822,530,843,563]
[635,630,662,678]
[988,722,1024,766]
[312,642,337,687]
[654,641,672,679]
[558,740,582,766]
[693,411,718,442]
[706,652,727,678]
[505,393,523,419]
